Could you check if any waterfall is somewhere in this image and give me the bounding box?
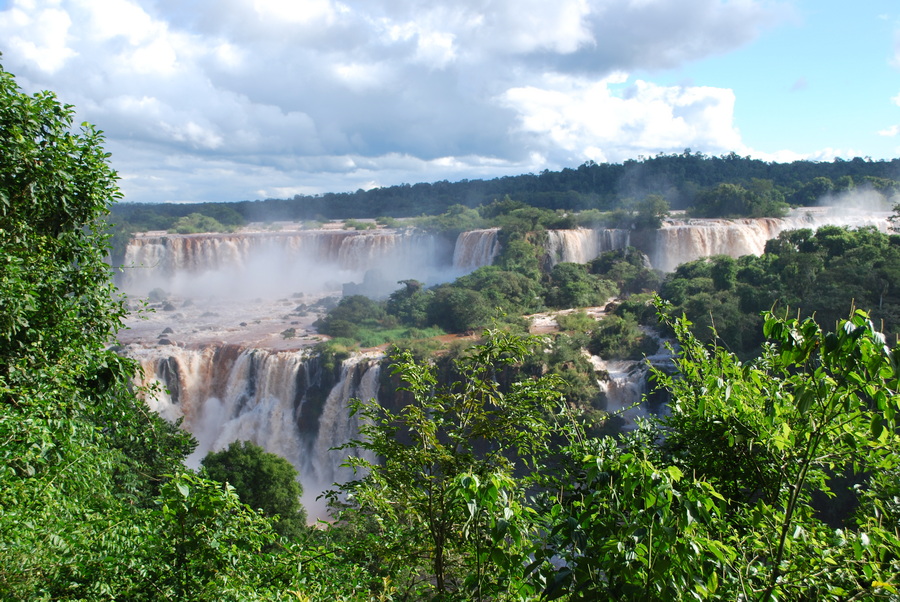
[589,331,673,429]
[453,229,501,271]
[131,343,383,519]
[638,210,891,272]
[121,229,452,297]
[545,228,631,266]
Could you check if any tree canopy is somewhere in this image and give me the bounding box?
[202,440,307,539]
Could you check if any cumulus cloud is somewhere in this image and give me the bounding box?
[0,0,790,203]
[501,73,743,164]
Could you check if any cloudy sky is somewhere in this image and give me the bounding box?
[1,0,898,204]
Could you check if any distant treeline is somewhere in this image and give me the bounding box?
[111,151,900,229]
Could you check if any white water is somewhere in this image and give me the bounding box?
[131,343,382,520]
[121,208,892,519]
[453,229,501,271]
[545,228,631,266]
[121,211,892,300]
[121,228,489,297]
[643,210,891,272]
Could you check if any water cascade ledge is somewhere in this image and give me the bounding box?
[121,211,891,298]
[130,343,382,520]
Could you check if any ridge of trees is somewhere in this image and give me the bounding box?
[111,151,900,227]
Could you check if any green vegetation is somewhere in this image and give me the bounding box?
[343,218,377,230]
[689,180,789,218]
[0,61,279,599]
[169,212,238,234]
[587,313,657,360]
[320,310,900,600]
[202,440,307,539]
[112,150,900,226]
[660,226,900,356]
[6,63,900,601]
[330,332,570,600]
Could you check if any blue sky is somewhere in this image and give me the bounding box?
[0,0,898,204]
[663,1,899,160]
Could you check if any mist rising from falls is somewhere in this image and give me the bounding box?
[121,228,509,297]
[132,343,382,520]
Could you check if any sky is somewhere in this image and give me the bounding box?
[1,0,899,204]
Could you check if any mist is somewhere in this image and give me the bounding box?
[119,227,475,302]
[815,185,897,216]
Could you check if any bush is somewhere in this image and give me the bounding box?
[428,286,494,332]
[545,263,617,309]
[555,311,598,333]
[169,212,235,234]
[587,314,656,360]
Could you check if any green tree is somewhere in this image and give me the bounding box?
[427,285,494,332]
[314,294,386,339]
[545,262,617,309]
[169,212,234,234]
[0,62,319,601]
[202,440,307,540]
[0,61,203,597]
[536,305,900,600]
[332,331,568,600]
[633,193,670,229]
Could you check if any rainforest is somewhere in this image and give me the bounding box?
[2,63,900,602]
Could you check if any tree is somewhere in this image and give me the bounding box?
[427,285,494,332]
[535,303,900,600]
[0,62,303,601]
[545,262,617,309]
[633,193,670,229]
[202,440,307,539]
[0,61,199,597]
[331,331,568,599]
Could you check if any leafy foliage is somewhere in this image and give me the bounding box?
[534,304,900,600]
[111,151,900,223]
[203,440,307,540]
[662,227,900,356]
[331,331,569,599]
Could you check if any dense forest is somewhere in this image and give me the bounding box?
[110,151,900,225]
[3,64,900,601]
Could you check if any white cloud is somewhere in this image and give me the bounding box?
[253,0,337,25]
[1,5,75,73]
[0,0,790,202]
[879,125,900,137]
[501,74,742,163]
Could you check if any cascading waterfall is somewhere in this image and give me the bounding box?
[545,228,631,266]
[131,343,383,519]
[639,211,891,272]
[121,210,894,298]
[590,334,673,428]
[120,208,892,522]
[595,358,649,424]
[453,229,501,271]
[122,228,506,295]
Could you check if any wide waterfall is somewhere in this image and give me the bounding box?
[130,343,382,519]
[120,211,892,298]
[121,226,520,298]
[119,208,892,521]
[637,210,891,272]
